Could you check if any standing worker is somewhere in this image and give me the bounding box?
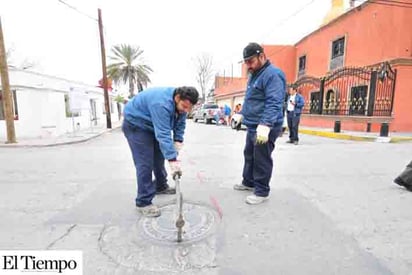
[233,43,286,205]
[122,86,199,217]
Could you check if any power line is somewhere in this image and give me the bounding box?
[262,0,412,62]
[217,0,321,75]
[257,0,320,44]
[216,0,411,82]
[364,0,412,5]
[266,45,292,60]
[355,0,412,8]
[229,0,412,80]
[57,0,98,21]
[370,2,412,8]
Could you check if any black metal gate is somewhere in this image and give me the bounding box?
[292,62,397,117]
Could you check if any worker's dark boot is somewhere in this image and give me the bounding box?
[156,186,176,195]
[394,161,412,192]
[233,184,254,191]
[394,177,412,191]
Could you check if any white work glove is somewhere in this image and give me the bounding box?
[169,160,182,180]
[174,141,183,153]
[256,125,270,144]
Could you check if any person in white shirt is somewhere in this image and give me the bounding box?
[286,88,305,145]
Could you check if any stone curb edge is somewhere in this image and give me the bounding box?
[0,125,122,148]
[299,129,412,143]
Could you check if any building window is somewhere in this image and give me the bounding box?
[298,55,306,77]
[330,37,345,70]
[0,90,19,120]
[64,94,80,117]
[349,85,367,116]
[332,37,345,58]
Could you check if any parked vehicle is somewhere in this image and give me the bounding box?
[230,113,246,130]
[187,105,199,119]
[193,103,219,124]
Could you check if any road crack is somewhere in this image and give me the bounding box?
[46,224,77,249]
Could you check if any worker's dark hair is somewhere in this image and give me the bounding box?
[174,86,199,105]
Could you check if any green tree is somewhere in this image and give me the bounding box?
[107,44,152,98]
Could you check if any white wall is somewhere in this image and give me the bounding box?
[234,96,245,107]
[63,96,121,135]
[0,69,121,139]
[216,98,232,108]
[0,89,47,138]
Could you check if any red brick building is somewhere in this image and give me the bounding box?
[214,0,412,133]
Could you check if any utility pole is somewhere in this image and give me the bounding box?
[97,9,112,129]
[0,17,16,143]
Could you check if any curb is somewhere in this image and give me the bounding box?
[389,136,412,143]
[299,129,376,142]
[0,125,121,148]
[299,128,412,143]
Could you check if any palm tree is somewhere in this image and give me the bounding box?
[107,44,153,98]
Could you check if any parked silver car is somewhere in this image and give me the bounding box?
[193,103,219,124]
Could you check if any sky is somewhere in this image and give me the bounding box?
[0,0,339,95]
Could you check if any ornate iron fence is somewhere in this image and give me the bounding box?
[292,62,397,117]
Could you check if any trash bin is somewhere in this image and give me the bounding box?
[334,121,341,133]
[380,123,389,137]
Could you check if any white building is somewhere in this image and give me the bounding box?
[0,68,122,139]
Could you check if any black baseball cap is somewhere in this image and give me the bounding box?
[243,42,264,61]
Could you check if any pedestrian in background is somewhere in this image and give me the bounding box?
[224,104,232,126]
[286,87,305,145]
[214,107,224,126]
[234,103,242,114]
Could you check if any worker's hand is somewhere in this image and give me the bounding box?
[256,125,270,144]
[234,115,243,130]
[169,160,182,180]
[174,141,183,153]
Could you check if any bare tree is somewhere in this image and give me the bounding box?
[18,58,37,70]
[6,46,38,70]
[6,46,15,65]
[194,53,214,102]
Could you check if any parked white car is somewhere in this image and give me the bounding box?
[193,103,220,124]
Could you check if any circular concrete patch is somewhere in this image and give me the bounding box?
[98,201,221,272]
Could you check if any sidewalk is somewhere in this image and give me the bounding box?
[0,121,122,148]
[299,126,412,143]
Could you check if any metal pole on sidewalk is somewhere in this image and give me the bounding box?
[97,9,112,129]
[0,17,16,143]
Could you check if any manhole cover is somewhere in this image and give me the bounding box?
[139,202,218,244]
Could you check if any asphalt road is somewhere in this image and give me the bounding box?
[1,120,411,274]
